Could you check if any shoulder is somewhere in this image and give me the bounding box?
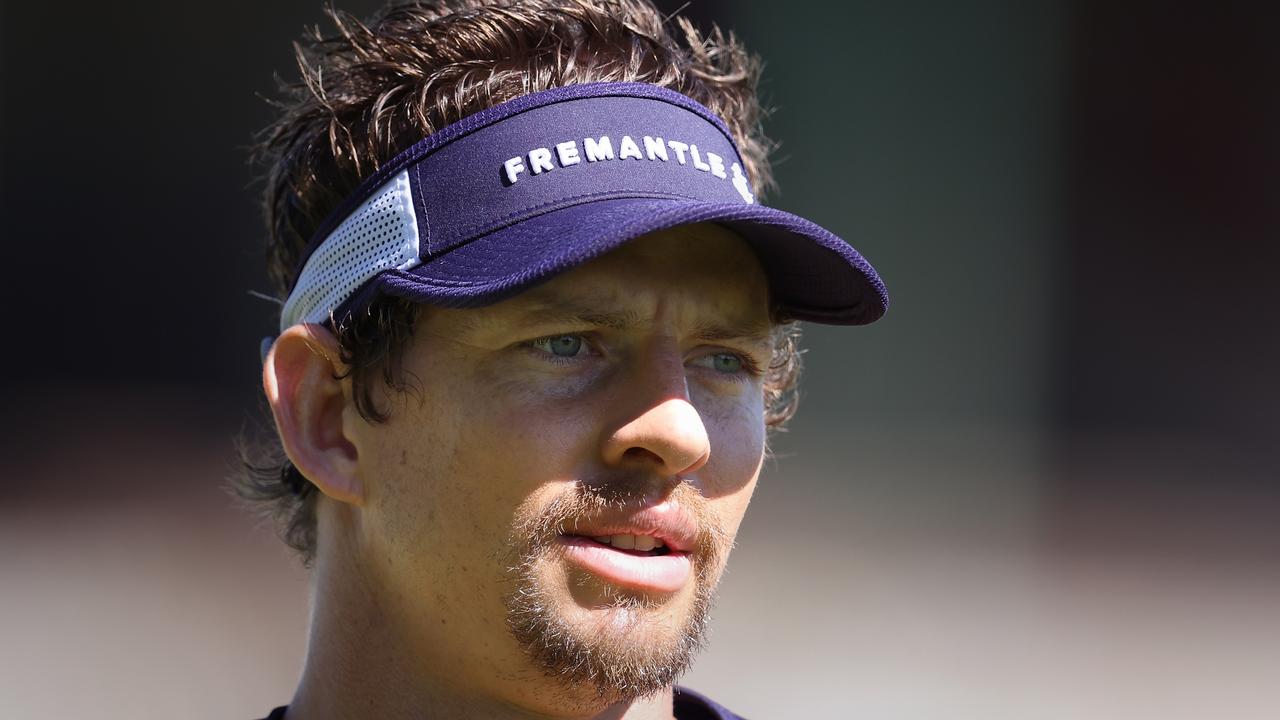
[674,686,752,720]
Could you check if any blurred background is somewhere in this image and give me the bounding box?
[1,1,1276,718]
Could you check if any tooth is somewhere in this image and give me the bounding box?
[633,536,656,552]
[654,538,666,548]
[610,534,635,550]
[592,536,611,544]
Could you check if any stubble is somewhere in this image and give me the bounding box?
[502,479,731,706]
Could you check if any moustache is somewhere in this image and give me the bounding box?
[514,475,731,566]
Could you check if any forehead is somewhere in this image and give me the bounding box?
[442,223,774,335]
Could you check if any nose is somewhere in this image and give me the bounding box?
[600,348,711,478]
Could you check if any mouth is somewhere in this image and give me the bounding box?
[557,533,693,594]
[579,533,674,556]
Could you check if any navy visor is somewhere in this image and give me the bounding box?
[279,82,888,332]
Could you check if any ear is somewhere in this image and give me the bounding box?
[263,324,363,506]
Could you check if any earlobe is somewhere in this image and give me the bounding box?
[263,324,364,506]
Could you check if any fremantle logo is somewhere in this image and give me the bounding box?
[502,134,755,204]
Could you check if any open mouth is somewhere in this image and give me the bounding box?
[556,533,692,593]
[576,534,673,557]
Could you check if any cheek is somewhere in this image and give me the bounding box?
[366,372,596,551]
[357,382,509,570]
[695,386,767,512]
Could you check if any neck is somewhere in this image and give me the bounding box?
[285,506,676,720]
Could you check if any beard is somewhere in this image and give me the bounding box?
[502,479,731,706]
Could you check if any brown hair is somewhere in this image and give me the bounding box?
[236,0,802,565]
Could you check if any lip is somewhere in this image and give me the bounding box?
[556,501,700,594]
[563,502,699,554]
[557,535,693,594]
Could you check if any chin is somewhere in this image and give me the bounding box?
[504,554,716,704]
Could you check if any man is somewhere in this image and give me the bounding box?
[239,2,886,718]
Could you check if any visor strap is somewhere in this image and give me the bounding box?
[279,171,420,330]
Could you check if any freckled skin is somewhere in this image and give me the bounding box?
[321,224,772,718]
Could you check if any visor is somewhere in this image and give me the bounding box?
[280,82,887,332]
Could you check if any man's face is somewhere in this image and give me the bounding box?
[347,224,772,709]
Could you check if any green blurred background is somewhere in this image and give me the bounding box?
[2,1,1276,718]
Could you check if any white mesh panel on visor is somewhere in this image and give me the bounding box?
[279,171,421,331]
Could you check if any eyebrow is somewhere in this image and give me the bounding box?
[689,319,773,346]
[505,293,773,345]
[514,298,644,331]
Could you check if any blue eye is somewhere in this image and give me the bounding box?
[693,352,747,374]
[710,353,743,373]
[531,335,585,357]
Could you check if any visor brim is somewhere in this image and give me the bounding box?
[350,197,888,326]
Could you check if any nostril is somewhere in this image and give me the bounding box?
[621,446,664,465]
